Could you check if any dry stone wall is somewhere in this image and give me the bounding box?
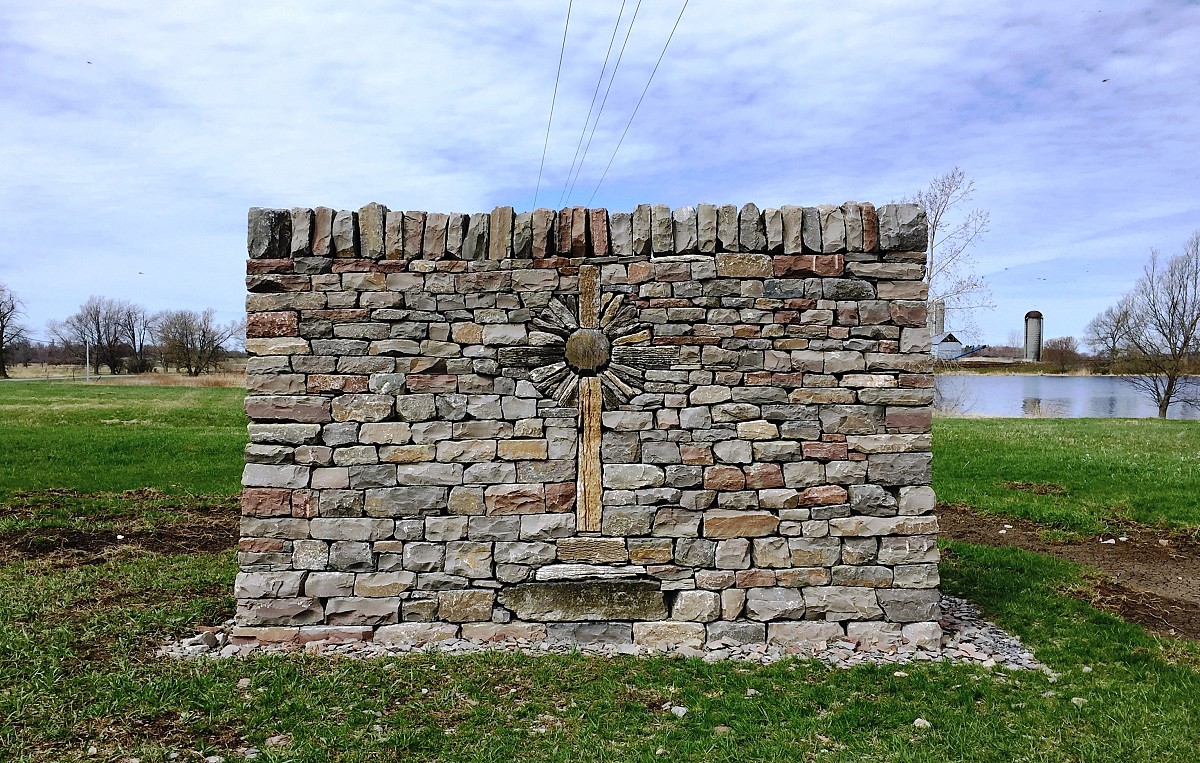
[239,201,939,651]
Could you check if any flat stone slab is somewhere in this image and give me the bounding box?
[499,580,667,621]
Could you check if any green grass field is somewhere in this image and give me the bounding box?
[934,418,1200,533]
[2,382,1199,762]
[0,382,246,498]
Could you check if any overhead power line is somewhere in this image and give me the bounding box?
[587,0,690,207]
[533,0,574,210]
[564,0,644,205]
[558,0,629,208]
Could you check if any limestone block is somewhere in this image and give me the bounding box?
[546,622,633,645]
[632,204,652,256]
[831,565,893,587]
[763,207,784,254]
[849,484,898,517]
[531,208,556,257]
[674,537,716,567]
[467,515,519,541]
[241,464,309,489]
[602,505,656,536]
[499,581,667,621]
[652,508,701,537]
[874,589,941,623]
[739,203,766,252]
[780,205,804,254]
[327,541,374,572]
[403,543,445,572]
[395,463,463,486]
[248,207,291,259]
[237,597,323,626]
[892,564,941,589]
[696,203,718,253]
[673,206,698,253]
[512,211,533,258]
[803,586,883,620]
[354,571,416,597]
[721,588,746,619]
[610,211,633,256]
[303,571,354,598]
[866,453,933,486]
[650,204,673,254]
[235,571,305,599]
[494,541,557,565]
[444,541,492,578]
[902,621,942,649]
[898,486,936,515]
[438,590,495,622]
[817,205,846,254]
[788,537,841,566]
[463,213,489,260]
[603,464,665,490]
[634,621,705,648]
[745,587,806,621]
[801,207,822,253]
[876,203,927,251]
[461,622,548,642]
[877,535,939,565]
[520,513,576,540]
[715,538,751,569]
[375,622,459,645]
[323,596,400,626]
[751,537,791,568]
[707,621,764,645]
[535,564,645,581]
[767,621,844,650]
[671,590,720,622]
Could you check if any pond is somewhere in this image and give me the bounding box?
[935,374,1200,419]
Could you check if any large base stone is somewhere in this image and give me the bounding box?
[499,581,667,621]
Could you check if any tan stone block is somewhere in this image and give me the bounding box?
[438,590,495,622]
[497,439,549,461]
[633,621,705,648]
[703,509,780,539]
[716,253,773,278]
[556,537,628,563]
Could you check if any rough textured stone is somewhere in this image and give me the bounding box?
[499,581,667,621]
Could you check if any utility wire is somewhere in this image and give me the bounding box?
[587,0,689,207]
[557,0,628,208]
[564,0,644,205]
[533,0,574,210]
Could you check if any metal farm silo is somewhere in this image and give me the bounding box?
[1024,311,1044,361]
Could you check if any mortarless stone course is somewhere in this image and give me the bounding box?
[238,200,938,649]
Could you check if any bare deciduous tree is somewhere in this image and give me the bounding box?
[50,296,129,374]
[0,283,30,378]
[119,304,158,374]
[908,167,992,338]
[1083,300,1134,373]
[1103,232,1200,418]
[157,309,239,376]
[1042,336,1081,374]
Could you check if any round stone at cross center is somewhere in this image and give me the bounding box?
[565,328,611,373]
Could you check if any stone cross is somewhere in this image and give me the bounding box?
[499,265,677,531]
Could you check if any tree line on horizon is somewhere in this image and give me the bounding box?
[0,289,244,379]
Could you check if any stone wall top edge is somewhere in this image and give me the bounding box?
[247,202,928,261]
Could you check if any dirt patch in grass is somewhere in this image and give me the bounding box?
[1,489,238,566]
[5,521,237,564]
[1002,481,1068,495]
[940,503,1200,640]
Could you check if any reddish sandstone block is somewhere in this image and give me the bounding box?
[744,463,784,489]
[813,255,845,276]
[308,375,370,393]
[291,489,319,518]
[735,569,777,587]
[545,482,576,513]
[899,373,935,388]
[704,465,746,491]
[331,259,378,273]
[680,445,713,465]
[796,485,849,506]
[246,311,299,338]
[802,441,848,461]
[406,374,458,393]
[239,538,287,553]
[627,261,653,283]
[889,302,928,327]
[247,258,294,275]
[241,488,292,517]
[886,407,933,433]
[589,209,610,255]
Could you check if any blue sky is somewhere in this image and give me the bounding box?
[2,0,1198,346]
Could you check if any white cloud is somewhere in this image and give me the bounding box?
[1,0,1198,345]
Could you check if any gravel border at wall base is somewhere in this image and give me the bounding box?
[161,595,1051,674]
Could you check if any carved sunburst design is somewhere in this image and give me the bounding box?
[498,265,678,531]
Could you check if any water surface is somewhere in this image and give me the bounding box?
[935,374,1199,419]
